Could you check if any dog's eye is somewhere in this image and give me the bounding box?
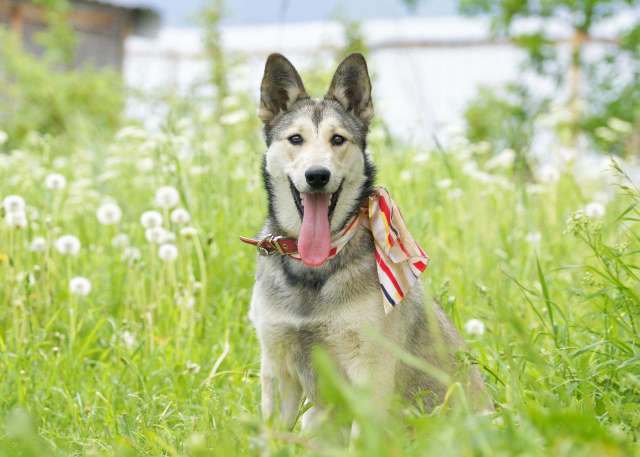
[330,134,346,146]
[288,134,303,145]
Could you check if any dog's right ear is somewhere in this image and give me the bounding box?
[259,53,308,123]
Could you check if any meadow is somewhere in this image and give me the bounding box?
[1,94,639,456]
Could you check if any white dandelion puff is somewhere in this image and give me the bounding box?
[584,202,605,219]
[158,243,178,262]
[525,232,542,246]
[154,186,180,209]
[3,195,25,214]
[55,235,81,256]
[122,246,141,262]
[140,210,163,228]
[170,208,191,225]
[121,331,136,349]
[0,130,7,145]
[464,319,485,336]
[96,202,122,225]
[145,227,174,244]
[179,226,198,238]
[30,236,47,252]
[5,211,27,229]
[44,173,67,190]
[69,276,91,296]
[111,233,129,248]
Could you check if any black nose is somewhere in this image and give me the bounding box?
[305,167,331,189]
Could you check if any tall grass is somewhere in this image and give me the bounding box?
[0,98,638,456]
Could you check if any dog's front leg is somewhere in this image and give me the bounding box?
[279,372,302,430]
[260,355,276,421]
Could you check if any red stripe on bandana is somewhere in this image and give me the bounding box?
[375,249,405,299]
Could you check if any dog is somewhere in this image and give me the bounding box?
[246,53,492,431]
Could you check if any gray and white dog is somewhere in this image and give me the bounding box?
[248,53,491,431]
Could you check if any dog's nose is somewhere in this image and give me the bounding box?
[305,167,331,189]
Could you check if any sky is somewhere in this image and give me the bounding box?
[136,0,458,27]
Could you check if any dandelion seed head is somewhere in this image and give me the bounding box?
[584,202,605,219]
[122,246,141,262]
[158,243,178,262]
[55,235,81,256]
[145,227,174,244]
[44,173,67,190]
[179,226,198,238]
[464,318,485,336]
[3,195,25,214]
[69,276,91,296]
[111,233,129,248]
[96,202,122,225]
[170,208,191,225]
[0,130,7,145]
[121,331,136,349]
[525,231,542,246]
[154,186,180,209]
[5,211,27,229]
[30,236,47,252]
[140,210,163,228]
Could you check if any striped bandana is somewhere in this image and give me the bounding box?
[290,186,429,313]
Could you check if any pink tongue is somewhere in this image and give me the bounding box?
[298,193,331,267]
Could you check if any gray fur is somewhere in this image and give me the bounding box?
[250,53,492,431]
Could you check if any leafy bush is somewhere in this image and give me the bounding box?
[0,29,125,150]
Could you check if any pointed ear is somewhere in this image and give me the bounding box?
[325,53,373,124]
[259,53,308,123]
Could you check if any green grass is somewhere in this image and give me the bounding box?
[0,106,639,456]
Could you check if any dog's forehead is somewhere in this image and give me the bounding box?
[266,98,366,146]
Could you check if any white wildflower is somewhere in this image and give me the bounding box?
[537,165,560,184]
[145,227,174,244]
[437,179,452,189]
[186,360,201,374]
[179,226,198,238]
[44,173,67,190]
[30,236,47,252]
[96,202,122,225]
[122,246,141,262]
[121,331,136,349]
[584,202,605,219]
[55,235,81,256]
[170,208,191,225]
[69,276,91,296]
[5,211,27,229]
[111,233,129,248]
[136,157,155,173]
[158,243,178,262]
[3,195,25,214]
[140,210,163,228]
[0,130,7,145]
[464,319,485,336]
[525,231,541,246]
[154,186,180,209]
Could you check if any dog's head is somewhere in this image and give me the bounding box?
[259,53,376,267]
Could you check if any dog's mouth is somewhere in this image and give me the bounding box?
[288,177,343,221]
[288,177,343,268]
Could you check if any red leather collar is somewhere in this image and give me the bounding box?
[239,234,298,256]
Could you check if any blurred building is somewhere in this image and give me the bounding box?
[0,0,159,70]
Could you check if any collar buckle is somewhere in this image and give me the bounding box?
[257,234,284,256]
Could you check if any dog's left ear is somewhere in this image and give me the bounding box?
[325,53,373,125]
